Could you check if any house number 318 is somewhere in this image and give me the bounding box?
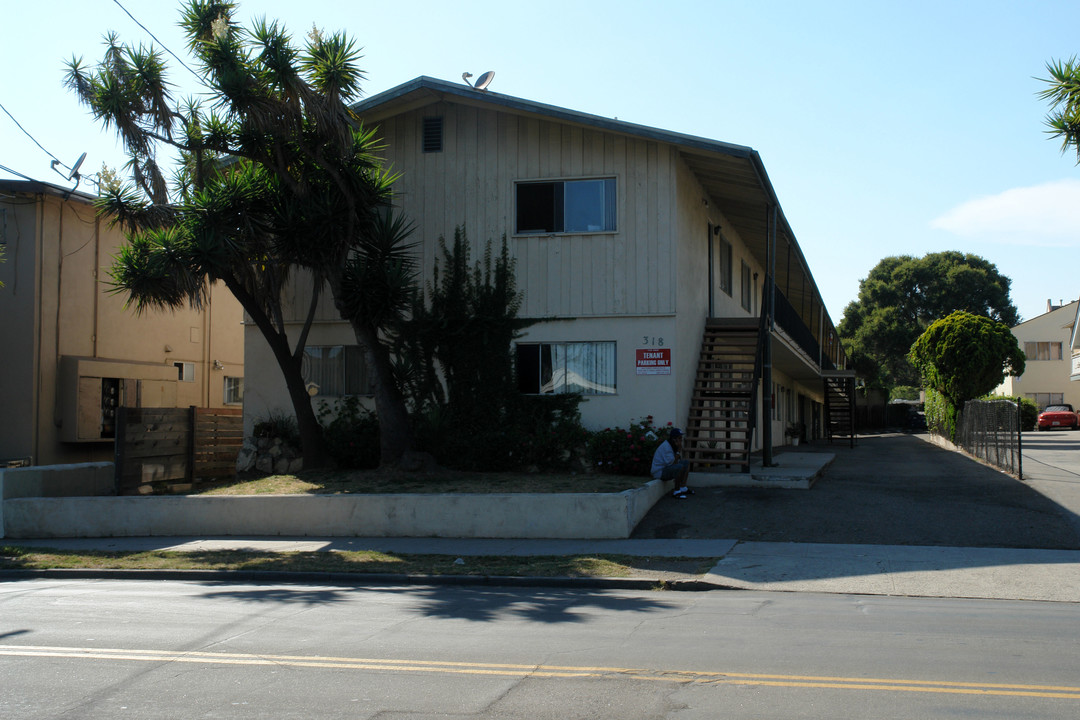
[642,337,664,346]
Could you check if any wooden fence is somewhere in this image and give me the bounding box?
[114,406,243,494]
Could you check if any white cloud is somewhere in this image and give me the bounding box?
[930,179,1080,247]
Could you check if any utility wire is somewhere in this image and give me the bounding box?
[0,101,64,166]
[112,0,203,82]
[0,163,38,182]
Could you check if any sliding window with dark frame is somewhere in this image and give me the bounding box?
[516,178,616,234]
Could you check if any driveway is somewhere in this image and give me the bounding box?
[632,432,1080,549]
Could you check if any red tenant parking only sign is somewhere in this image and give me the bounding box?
[636,348,671,375]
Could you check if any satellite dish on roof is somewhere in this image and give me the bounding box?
[68,152,87,181]
[473,71,494,91]
[462,71,495,91]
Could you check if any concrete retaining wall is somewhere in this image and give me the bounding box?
[0,462,115,500]
[1,479,668,540]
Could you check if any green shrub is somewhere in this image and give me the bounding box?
[923,388,955,440]
[318,396,380,469]
[252,409,301,450]
[983,394,1039,432]
[587,416,676,477]
[416,395,587,473]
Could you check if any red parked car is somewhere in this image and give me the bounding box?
[1036,404,1079,431]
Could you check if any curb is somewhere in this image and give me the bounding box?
[0,568,728,592]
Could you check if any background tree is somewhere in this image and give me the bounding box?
[66,1,419,467]
[908,311,1025,440]
[838,251,1019,389]
[1039,57,1080,162]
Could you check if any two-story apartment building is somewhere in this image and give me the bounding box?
[996,299,1080,409]
[242,77,851,470]
[0,179,244,467]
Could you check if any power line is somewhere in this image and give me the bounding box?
[112,0,202,82]
[0,163,38,182]
[0,101,64,166]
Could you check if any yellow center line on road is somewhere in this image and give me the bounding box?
[2,644,1080,700]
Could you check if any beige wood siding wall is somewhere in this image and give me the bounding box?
[370,103,677,319]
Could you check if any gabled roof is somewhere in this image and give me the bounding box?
[353,76,839,343]
[0,178,96,204]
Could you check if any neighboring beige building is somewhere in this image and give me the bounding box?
[996,299,1080,409]
[0,180,244,466]
[243,77,850,467]
[1071,299,1080,384]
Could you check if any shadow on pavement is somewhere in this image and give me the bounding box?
[633,433,1080,550]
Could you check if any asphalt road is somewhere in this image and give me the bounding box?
[633,432,1080,548]
[2,578,1080,719]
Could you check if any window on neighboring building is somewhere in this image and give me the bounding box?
[1024,341,1063,361]
[302,346,372,396]
[1026,392,1065,410]
[515,178,616,234]
[223,376,244,405]
[516,341,616,395]
[740,261,752,312]
[174,361,195,382]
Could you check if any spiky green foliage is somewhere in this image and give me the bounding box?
[65,1,416,467]
[1039,57,1080,164]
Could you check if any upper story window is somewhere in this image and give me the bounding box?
[740,261,753,312]
[1024,341,1063,361]
[718,232,733,296]
[515,178,616,234]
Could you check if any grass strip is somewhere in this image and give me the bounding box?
[0,546,714,579]
[196,471,648,496]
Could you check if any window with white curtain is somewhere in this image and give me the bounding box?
[302,346,372,396]
[516,341,616,395]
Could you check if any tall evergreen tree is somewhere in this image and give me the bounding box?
[838,251,1018,389]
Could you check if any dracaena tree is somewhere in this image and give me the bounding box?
[1040,57,1080,163]
[65,1,419,468]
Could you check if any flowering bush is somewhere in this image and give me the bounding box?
[586,416,676,476]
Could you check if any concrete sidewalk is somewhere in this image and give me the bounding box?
[6,436,1080,602]
[7,535,1080,602]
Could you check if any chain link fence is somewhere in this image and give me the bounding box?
[955,399,1022,477]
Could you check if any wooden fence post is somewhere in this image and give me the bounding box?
[187,405,196,484]
[114,406,128,493]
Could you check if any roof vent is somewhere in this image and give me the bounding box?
[422,117,443,153]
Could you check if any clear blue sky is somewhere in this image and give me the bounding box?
[3,0,1079,324]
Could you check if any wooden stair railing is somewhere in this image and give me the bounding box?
[824,374,857,447]
[683,317,765,473]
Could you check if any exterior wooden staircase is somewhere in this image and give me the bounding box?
[683,318,764,473]
[823,372,857,446]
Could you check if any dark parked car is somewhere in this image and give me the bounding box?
[1036,404,1079,431]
